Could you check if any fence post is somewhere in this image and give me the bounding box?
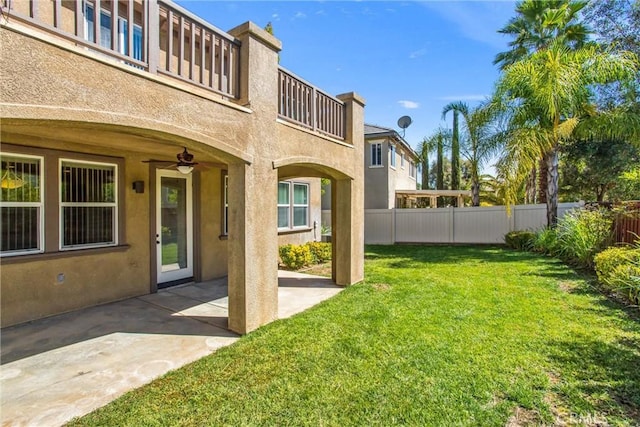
[448,207,455,243]
[391,208,396,244]
[509,205,516,232]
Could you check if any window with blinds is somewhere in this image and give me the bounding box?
[60,160,117,249]
[0,154,43,256]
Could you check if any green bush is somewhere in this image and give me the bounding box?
[532,227,559,255]
[594,247,640,306]
[279,244,313,270]
[504,231,536,250]
[555,208,614,269]
[305,242,332,264]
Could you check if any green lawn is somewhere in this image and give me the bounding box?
[71,245,640,426]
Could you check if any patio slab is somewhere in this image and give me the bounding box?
[0,271,342,426]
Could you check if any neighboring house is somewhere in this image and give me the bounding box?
[0,0,365,334]
[322,123,419,212]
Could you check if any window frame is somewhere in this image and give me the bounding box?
[389,144,396,169]
[0,153,45,257]
[277,181,291,229]
[59,158,119,251]
[84,2,143,61]
[292,182,309,228]
[409,160,416,179]
[401,152,405,169]
[223,173,229,236]
[278,180,310,231]
[370,142,383,167]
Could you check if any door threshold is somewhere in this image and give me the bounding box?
[157,277,195,290]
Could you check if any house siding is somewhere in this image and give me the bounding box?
[1,12,365,331]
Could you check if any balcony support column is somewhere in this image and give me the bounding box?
[227,161,279,334]
[332,92,366,285]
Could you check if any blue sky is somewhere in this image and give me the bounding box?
[178,1,517,155]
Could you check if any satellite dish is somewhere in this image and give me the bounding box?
[397,116,412,137]
[397,115,412,129]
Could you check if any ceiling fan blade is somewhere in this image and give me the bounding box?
[142,159,175,164]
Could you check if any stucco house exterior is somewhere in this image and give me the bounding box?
[322,123,419,213]
[0,0,365,334]
[363,124,420,208]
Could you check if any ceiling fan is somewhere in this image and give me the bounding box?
[143,147,217,175]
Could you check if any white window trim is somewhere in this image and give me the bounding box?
[0,153,45,257]
[277,181,291,230]
[409,160,416,180]
[401,152,405,169]
[223,174,229,235]
[278,181,310,230]
[370,142,382,167]
[389,144,396,170]
[59,158,118,251]
[292,182,310,229]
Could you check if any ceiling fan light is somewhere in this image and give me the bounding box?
[176,165,194,175]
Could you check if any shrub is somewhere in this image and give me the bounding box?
[554,208,614,269]
[279,244,313,270]
[504,231,535,250]
[594,247,640,306]
[532,227,559,255]
[305,242,332,264]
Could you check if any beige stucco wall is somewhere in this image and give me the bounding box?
[198,169,228,281]
[390,145,419,207]
[1,17,364,331]
[364,138,390,209]
[0,142,152,326]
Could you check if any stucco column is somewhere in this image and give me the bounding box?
[226,22,281,334]
[227,161,279,334]
[333,92,366,286]
[228,22,282,108]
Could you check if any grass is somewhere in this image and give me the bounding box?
[71,245,640,426]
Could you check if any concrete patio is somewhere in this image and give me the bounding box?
[0,271,342,426]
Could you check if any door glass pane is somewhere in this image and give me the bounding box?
[161,177,187,272]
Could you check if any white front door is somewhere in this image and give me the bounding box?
[156,170,193,284]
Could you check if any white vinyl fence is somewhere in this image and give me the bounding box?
[357,203,581,245]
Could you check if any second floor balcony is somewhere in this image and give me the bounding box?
[3,0,346,141]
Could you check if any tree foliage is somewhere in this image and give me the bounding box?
[494,0,590,70]
[494,41,638,224]
[560,138,640,202]
[441,101,504,206]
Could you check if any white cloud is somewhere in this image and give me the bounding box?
[437,95,489,102]
[271,13,280,21]
[293,11,307,19]
[398,100,420,109]
[409,48,427,59]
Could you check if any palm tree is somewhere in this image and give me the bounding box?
[442,101,503,206]
[495,0,591,203]
[443,109,461,201]
[417,136,437,190]
[494,41,638,225]
[423,128,449,206]
[494,0,590,70]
